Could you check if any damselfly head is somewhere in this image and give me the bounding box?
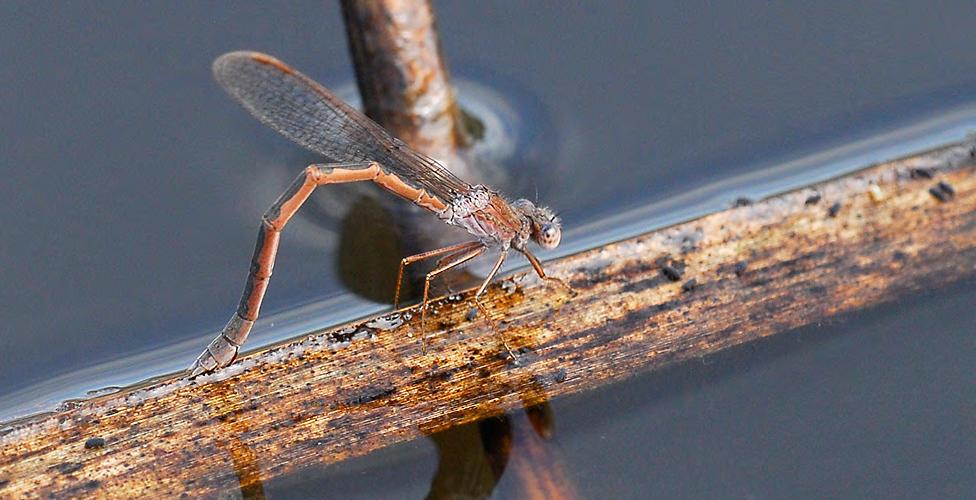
[512,199,562,250]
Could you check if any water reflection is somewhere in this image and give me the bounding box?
[475,396,579,498]
[427,402,578,500]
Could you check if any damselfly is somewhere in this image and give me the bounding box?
[190,52,563,375]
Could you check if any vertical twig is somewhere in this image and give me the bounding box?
[338,0,474,291]
[337,3,577,497]
[340,0,470,174]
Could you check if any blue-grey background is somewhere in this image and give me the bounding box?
[1,1,973,496]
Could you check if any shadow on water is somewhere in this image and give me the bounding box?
[425,399,579,499]
[335,196,403,303]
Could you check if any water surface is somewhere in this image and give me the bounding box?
[1,1,974,496]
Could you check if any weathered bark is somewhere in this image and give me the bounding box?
[1,141,973,497]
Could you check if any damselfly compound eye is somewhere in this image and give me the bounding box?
[536,223,561,249]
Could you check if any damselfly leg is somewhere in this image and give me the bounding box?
[190,161,448,376]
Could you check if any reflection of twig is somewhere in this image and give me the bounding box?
[486,408,580,500]
[479,382,580,500]
[425,378,579,499]
[425,424,497,499]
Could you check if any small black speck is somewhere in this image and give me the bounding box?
[929,182,954,202]
[84,437,106,449]
[910,167,934,179]
[734,197,753,207]
[827,202,842,217]
[928,187,950,202]
[681,279,699,292]
[734,261,748,277]
[805,193,822,205]
[553,369,567,383]
[893,250,908,261]
[0,479,8,489]
[661,265,683,282]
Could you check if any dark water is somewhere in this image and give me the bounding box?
[1,1,974,496]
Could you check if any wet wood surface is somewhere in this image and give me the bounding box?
[1,141,974,497]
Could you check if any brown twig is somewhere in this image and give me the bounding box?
[340,0,467,170]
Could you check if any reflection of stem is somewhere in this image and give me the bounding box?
[497,408,579,500]
[425,424,498,500]
[425,378,579,499]
[205,380,266,499]
[480,384,579,499]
